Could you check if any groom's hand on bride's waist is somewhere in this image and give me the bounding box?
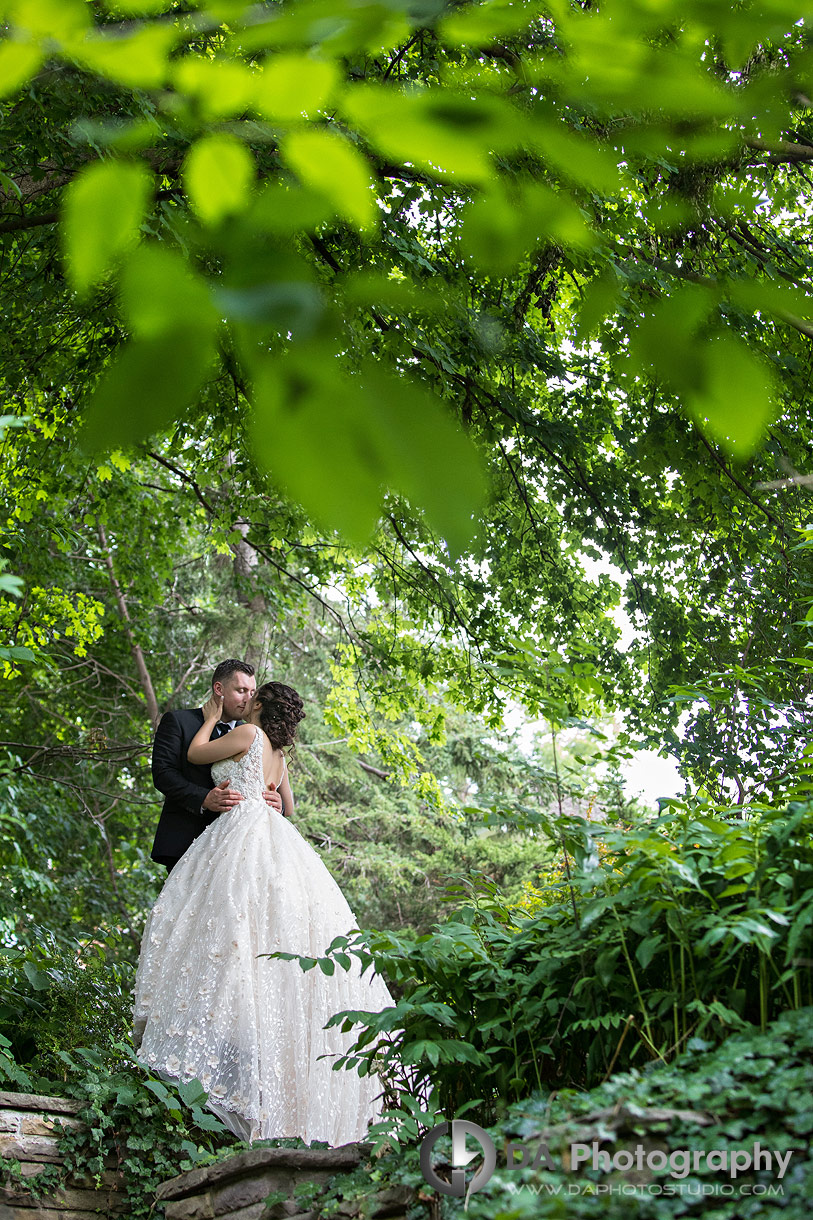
[203,779,243,812]
[263,786,284,815]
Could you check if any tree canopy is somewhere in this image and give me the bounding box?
[3,6,813,1205]
[2,0,812,808]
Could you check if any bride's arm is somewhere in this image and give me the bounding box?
[187,695,255,764]
[188,724,255,764]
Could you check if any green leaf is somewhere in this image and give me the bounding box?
[531,114,622,194]
[0,39,43,98]
[22,961,50,991]
[142,1079,177,1110]
[341,86,515,184]
[76,1046,105,1067]
[183,134,255,227]
[439,0,535,42]
[250,354,486,553]
[283,129,377,230]
[687,336,777,459]
[595,947,619,988]
[11,0,89,38]
[635,935,663,970]
[253,53,340,121]
[576,266,621,339]
[248,183,332,235]
[79,329,216,453]
[250,353,386,546]
[724,278,813,328]
[172,56,256,118]
[118,244,219,341]
[98,0,169,12]
[69,23,179,89]
[0,645,36,661]
[339,271,446,315]
[718,883,750,899]
[460,182,593,273]
[215,280,322,336]
[360,365,487,558]
[0,171,22,202]
[627,286,716,388]
[402,1039,441,1066]
[61,159,152,296]
[191,1109,228,1132]
[177,1077,208,1108]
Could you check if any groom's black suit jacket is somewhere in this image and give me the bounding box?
[150,708,241,863]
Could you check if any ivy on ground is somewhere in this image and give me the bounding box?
[335,1007,813,1220]
[0,1041,235,1219]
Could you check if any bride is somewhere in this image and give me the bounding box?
[132,680,395,1146]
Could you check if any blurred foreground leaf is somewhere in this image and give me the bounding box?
[61,159,152,296]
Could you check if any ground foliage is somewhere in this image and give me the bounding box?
[318,1005,813,1220]
[0,1034,240,1220]
[265,797,813,1134]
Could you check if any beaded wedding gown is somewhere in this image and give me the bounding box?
[132,726,395,1146]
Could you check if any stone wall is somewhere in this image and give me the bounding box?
[0,1090,125,1219]
[155,1143,418,1220]
[1,1092,424,1220]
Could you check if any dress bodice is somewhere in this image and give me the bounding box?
[211,725,267,801]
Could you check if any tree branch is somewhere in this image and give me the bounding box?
[0,210,59,234]
[744,137,813,164]
[96,518,161,725]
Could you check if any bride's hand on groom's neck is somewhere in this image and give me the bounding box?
[202,694,224,722]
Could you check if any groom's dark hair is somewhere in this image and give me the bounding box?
[211,659,255,688]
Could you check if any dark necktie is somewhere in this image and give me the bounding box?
[213,722,232,739]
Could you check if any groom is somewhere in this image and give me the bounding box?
[150,658,284,874]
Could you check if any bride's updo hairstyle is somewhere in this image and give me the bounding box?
[254,682,305,754]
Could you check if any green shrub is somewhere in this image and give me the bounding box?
[282,799,813,1128]
[328,1006,813,1220]
[0,926,135,1076]
[0,1041,237,1219]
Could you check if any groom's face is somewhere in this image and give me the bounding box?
[215,672,256,721]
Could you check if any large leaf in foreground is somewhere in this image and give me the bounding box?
[250,354,486,553]
[79,330,217,452]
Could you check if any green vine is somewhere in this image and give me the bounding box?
[0,1041,237,1218]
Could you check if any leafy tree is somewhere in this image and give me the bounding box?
[2,0,812,799]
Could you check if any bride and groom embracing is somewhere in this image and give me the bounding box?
[132,659,395,1147]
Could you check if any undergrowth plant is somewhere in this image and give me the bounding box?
[270,797,813,1132]
[317,1006,813,1220]
[0,1039,235,1218]
[0,927,135,1077]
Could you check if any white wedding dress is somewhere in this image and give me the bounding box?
[132,726,395,1146]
